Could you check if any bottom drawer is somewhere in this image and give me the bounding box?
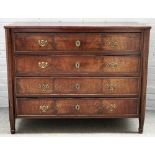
[16,98,139,117]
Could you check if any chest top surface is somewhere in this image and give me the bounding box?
[4,22,151,29]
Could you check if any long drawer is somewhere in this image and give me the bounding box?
[15,55,140,76]
[16,98,139,117]
[14,33,141,52]
[15,77,140,96]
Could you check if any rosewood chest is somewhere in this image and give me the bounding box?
[4,23,151,134]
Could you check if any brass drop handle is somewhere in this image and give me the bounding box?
[106,103,117,112]
[38,39,48,47]
[39,83,49,92]
[105,83,117,91]
[104,62,118,69]
[108,40,118,48]
[38,61,48,69]
[75,62,80,69]
[40,105,49,113]
[75,104,80,111]
[75,83,80,90]
[75,40,81,47]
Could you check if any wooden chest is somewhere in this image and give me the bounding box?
[4,23,151,134]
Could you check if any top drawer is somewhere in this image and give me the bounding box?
[14,33,141,52]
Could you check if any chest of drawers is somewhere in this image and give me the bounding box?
[5,23,151,134]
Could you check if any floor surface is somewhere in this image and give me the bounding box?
[0,108,154,136]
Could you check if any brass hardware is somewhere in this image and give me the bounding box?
[104,62,118,69]
[38,39,48,47]
[39,83,49,92]
[39,105,49,113]
[38,61,48,69]
[105,83,117,91]
[75,83,80,90]
[75,62,80,69]
[75,40,81,47]
[108,40,118,48]
[106,103,116,112]
[75,104,80,110]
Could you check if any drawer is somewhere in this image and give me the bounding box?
[15,33,141,52]
[16,77,140,96]
[16,98,139,116]
[102,33,141,52]
[15,55,140,76]
[15,33,54,51]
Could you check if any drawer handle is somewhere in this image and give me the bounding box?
[38,61,48,69]
[75,83,80,90]
[75,62,80,69]
[105,83,117,91]
[39,83,49,92]
[104,62,118,69]
[38,39,48,47]
[106,103,117,112]
[75,40,81,47]
[40,105,49,113]
[108,40,118,48]
[75,104,80,111]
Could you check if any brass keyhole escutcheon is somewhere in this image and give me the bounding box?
[39,105,49,113]
[39,83,49,92]
[38,39,48,47]
[38,61,48,69]
[75,40,81,47]
[75,104,80,111]
[75,83,80,90]
[75,62,80,69]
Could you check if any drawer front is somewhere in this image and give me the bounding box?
[15,33,54,51]
[102,33,141,52]
[15,55,140,76]
[15,33,141,52]
[54,33,102,51]
[16,77,140,96]
[16,98,138,116]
